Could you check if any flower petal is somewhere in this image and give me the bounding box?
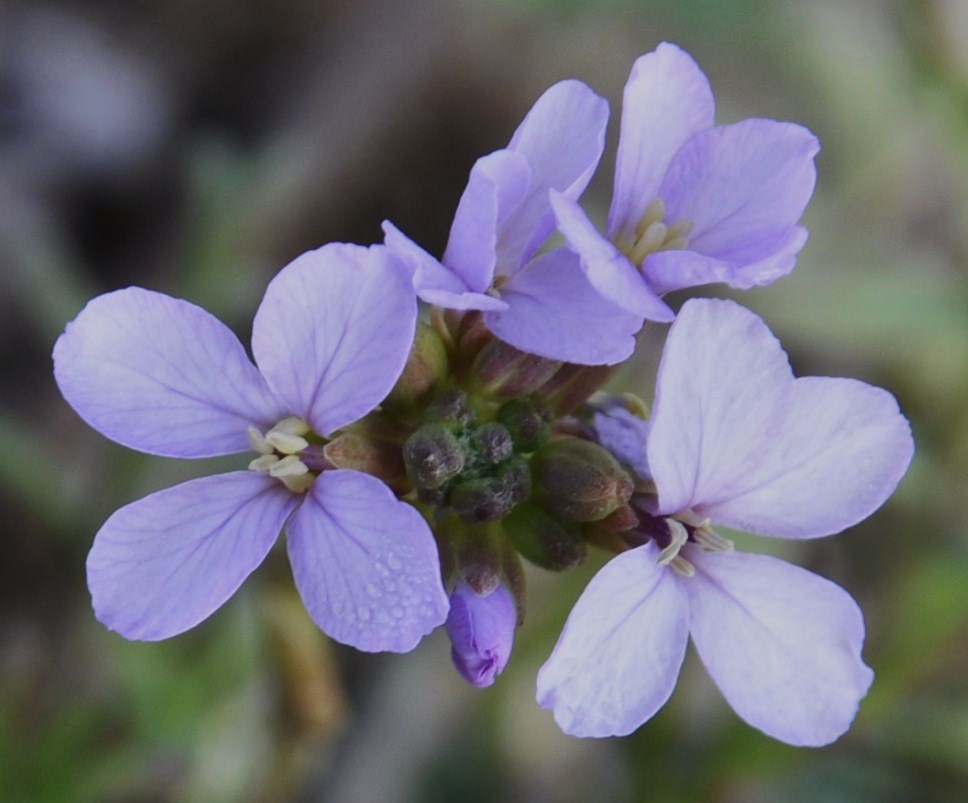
[286,470,448,653]
[687,549,874,746]
[251,244,417,436]
[593,407,652,482]
[659,119,819,284]
[443,149,531,289]
[642,249,736,296]
[537,542,689,737]
[486,248,642,365]
[53,288,287,458]
[648,298,914,537]
[446,581,517,688]
[87,472,297,640]
[551,190,674,320]
[502,79,609,269]
[607,43,715,247]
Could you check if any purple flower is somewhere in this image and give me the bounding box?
[53,243,449,651]
[551,43,820,316]
[537,298,914,745]
[383,80,650,366]
[446,581,517,687]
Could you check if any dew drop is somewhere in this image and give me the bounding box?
[366,583,382,599]
[356,606,372,622]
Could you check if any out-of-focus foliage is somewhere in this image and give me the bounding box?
[1,0,966,801]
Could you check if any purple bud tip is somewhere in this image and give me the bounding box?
[445,581,517,688]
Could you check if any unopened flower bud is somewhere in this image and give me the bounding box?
[502,503,586,571]
[403,423,465,490]
[495,398,552,452]
[383,322,448,412]
[423,390,475,426]
[534,363,619,415]
[322,432,407,490]
[531,438,634,522]
[450,477,513,525]
[472,339,562,400]
[445,581,516,688]
[471,422,514,465]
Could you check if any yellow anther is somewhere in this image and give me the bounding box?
[269,416,311,437]
[657,518,689,566]
[248,426,273,455]
[266,431,310,455]
[635,198,666,238]
[248,454,280,472]
[670,556,696,577]
[268,455,309,478]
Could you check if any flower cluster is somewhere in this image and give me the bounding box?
[53,43,913,746]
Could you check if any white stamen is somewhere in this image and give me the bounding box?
[270,416,311,437]
[248,454,280,472]
[670,556,696,577]
[635,198,666,237]
[266,431,310,455]
[693,525,734,553]
[657,518,689,566]
[268,455,309,478]
[248,426,273,455]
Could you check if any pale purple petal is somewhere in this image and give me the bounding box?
[642,249,736,296]
[659,119,819,282]
[607,43,715,247]
[687,549,874,746]
[503,79,609,269]
[649,299,914,537]
[87,472,297,640]
[251,244,417,436]
[537,542,689,737]
[53,288,287,458]
[485,248,642,365]
[443,149,531,288]
[382,220,470,296]
[286,470,448,653]
[446,581,517,687]
[551,190,674,321]
[593,407,652,482]
[417,287,509,312]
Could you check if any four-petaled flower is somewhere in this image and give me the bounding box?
[552,42,820,318]
[537,298,913,745]
[383,80,648,366]
[53,243,449,651]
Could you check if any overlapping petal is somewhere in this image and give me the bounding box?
[550,190,673,320]
[87,472,297,640]
[687,549,874,746]
[592,407,652,482]
[485,248,643,364]
[537,542,689,737]
[252,243,418,436]
[608,42,715,246]
[286,470,448,653]
[657,119,819,280]
[648,298,914,537]
[53,288,287,458]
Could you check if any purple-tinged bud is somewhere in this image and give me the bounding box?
[471,422,514,465]
[449,456,531,524]
[534,363,619,415]
[502,503,586,571]
[472,339,562,400]
[402,423,465,490]
[445,581,516,688]
[383,322,448,412]
[531,437,634,522]
[496,398,553,452]
[423,390,475,426]
[322,432,407,491]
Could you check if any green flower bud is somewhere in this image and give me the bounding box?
[383,322,448,412]
[402,423,465,490]
[422,390,475,426]
[502,503,586,571]
[495,398,553,452]
[531,437,634,522]
[322,432,407,490]
[470,422,514,465]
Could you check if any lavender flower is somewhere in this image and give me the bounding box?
[446,581,517,687]
[537,299,914,745]
[53,243,449,651]
[551,43,820,316]
[383,80,650,366]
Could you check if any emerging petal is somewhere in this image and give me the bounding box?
[486,247,643,365]
[659,119,819,282]
[687,549,874,747]
[648,299,914,537]
[502,79,610,269]
[608,43,715,247]
[551,190,674,321]
[593,407,652,482]
[53,288,287,458]
[537,542,689,737]
[443,149,531,289]
[87,472,297,640]
[252,244,418,436]
[286,470,448,652]
[446,581,517,687]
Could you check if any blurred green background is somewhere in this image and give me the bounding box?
[1,0,966,800]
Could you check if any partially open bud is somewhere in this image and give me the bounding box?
[472,339,562,400]
[402,423,465,490]
[502,502,586,571]
[531,438,634,522]
[445,581,516,688]
[383,321,448,412]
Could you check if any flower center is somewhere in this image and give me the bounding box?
[623,198,693,267]
[247,416,324,493]
[625,499,733,577]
